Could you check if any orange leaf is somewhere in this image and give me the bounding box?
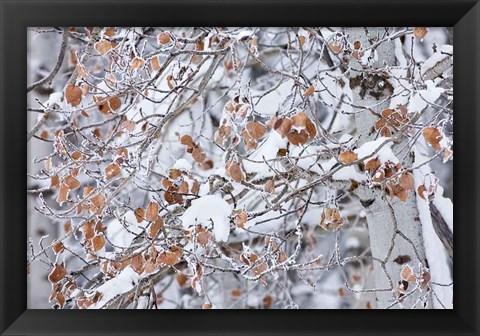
[130,57,145,70]
[414,27,428,39]
[104,163,121,179]
[95,40,113,55]
[92,234,105,252]
[149,217,164,239]
[158,32,171,45]
[57,183,69,205]
[150,56,161,71]
[245,121,266,139]
[134,208,145,223]
[401,264,417,282]
[399,172,415,190]
[146,201,159,221]
[64,84,83,107]
[304,85,315,97]
[48,264,67,283]
[287,129,309,146]
[64,175,80,190]
[422,127,442,151]
[338,150,358,164]
[226,160,244,182]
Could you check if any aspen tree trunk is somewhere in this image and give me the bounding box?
[346,28,432,308]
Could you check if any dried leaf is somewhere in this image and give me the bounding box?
[150,56,161,71]
[414,27,428,39]
[226,160,244,182]
[158,32,171,45]
[64,175,80,190]
[95,40,113,55]
[273,117,293,138]
[121,120,136,133]
[146,201,159,221]
[304,85,315,97]
[134,208,145,223]
[423,127,443,151]
[233,209,248,228]
[180,134,195,147]
[92,234,105,252]
[57,183,69,205]
[399,172,415,190]
[52,240,64,254]
[245,121,266,139]
[97,96,122,115]
[400,264,417,282]
[264,179,275,193]
[305,119,317,139]
[338,150,358,164]
[149,217,164,239]
[191,146,206,163]
[64,84,83,107]
[48,264,67,283]
[287,129,309,146]
[104,162,121,179]
[130,57,145,70]
[292,112,308,127]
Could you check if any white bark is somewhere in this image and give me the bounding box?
[346,28,432,308]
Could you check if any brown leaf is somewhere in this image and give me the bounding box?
[245,121,266,139]
[157,251,179,266]
[328,42,343,54]
[180,134,195,147]
[287,129,309,146]
[417,185,427,200]
[191,146,206,163]
[304,85,315,97]
[64,175,80,190]
[97,96,122,115]
[264,179,275,193]
[292,112,308,127]
[400,264,417,282]
[176,274,188,287]
[130,57,145,70]
[134,208,145,223]
[104,162,121,179]
[158,32,171,45]
[150,56,161,71]
[48,264,67,283]
[414,27,428,39]
[226,160,244,182]
[91,193,106,209]
[423,127,443,151]
[399,172,415,190]
[273,117,293,138]
[64,84,83,107]
[365,158,382,175]
[95,40,113,55]
[233,209,248,228]
[131,254,146,274]
[92,234,105,252]
[305,118,317,139]
[52,240,64,254]
[51,174,60,188]
[149,217,164,239]
[121,120,136,133]
[338,150,358,164]
[57,183,69,205]
[146,201,159,221]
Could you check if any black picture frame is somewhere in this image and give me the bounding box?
[1,0,479,335]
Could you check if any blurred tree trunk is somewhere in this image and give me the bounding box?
[346,27,432,309]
